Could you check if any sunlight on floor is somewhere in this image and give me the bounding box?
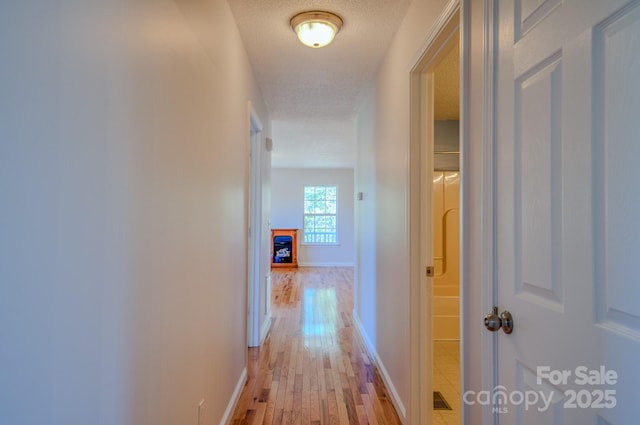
[302,287,337,339]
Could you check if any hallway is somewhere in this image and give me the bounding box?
[231,267,401,425]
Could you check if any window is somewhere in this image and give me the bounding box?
[303,185,337,244]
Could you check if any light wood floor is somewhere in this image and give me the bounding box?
[231,267,402,425]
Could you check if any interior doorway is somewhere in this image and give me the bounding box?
[247,104,271,348]
[408,0,462,423]
[430,32,461,425]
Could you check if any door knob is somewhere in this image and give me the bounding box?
[484,307,502,331]
[484,307,514,334]
[500,310,514,334]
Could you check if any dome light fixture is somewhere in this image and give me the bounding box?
[290,11,343,48]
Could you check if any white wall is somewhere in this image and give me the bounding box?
[353,0,453,421]
[0,1,269,424]
[271,168,355,266]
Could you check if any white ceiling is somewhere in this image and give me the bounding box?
[228,0,411,168]
[230,1,459,168]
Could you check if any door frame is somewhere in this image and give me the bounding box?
[480,0,499,422]
[408,0,462,423]
[247,103,264,348]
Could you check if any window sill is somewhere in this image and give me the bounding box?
[301,243,340,247]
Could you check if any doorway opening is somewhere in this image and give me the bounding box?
[430,31,461,425]
[409,0,462,423]
[247,104,271,348]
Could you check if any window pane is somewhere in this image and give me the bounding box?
[304,200,314,214]
[304,187,314,199]
[304,216,315,230]
[326,187,337,200]
[326,200,336,214]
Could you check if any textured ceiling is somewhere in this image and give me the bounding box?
[228,0,460,168]
[434,32,460,120]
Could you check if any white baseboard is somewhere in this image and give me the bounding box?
[219,367,247,425]
[297,262,355,267]
[259,314,272,344]
[352,311,407,422]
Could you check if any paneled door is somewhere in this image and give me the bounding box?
[492,0,640,423]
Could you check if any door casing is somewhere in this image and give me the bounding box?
[408,1,469,423]
[247,103,266,348]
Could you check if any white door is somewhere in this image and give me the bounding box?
[493,0,640,423]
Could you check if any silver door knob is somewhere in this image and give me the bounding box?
[484,307,514,334]
[484,307,502,331]
[500,310,514,334]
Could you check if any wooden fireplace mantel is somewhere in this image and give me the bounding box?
[271,229,298,268]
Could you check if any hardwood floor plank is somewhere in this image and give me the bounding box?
[264,380,279,425]
[231,267,402,425]
[252,403,267,425]
[355,404,368,425]
[360,393,378,425]
[366,383,390,425]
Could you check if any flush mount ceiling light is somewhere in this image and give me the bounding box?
[290,11,343,48]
